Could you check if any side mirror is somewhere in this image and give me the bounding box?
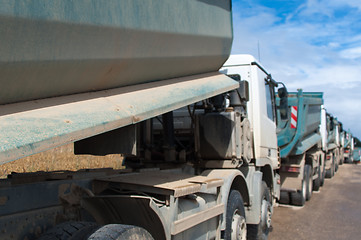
[329,116,334,131]
[278,87,288,120]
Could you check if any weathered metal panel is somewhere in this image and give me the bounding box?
[83,196,168,240]
[95,170,223,198]
[0,72,239,165]
[0,178,92,216]
[0,0,232,104]
[294,133,322,155]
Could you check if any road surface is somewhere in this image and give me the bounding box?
[269,163,361,240]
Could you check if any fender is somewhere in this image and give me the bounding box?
[202,169,251,229]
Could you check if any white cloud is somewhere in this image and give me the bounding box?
[231,0,361,138]
[340,47,361,59]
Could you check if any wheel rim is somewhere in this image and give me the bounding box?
[261,199,272,230]
[231,209,247,240]
[302,178,307,200]
[308,171,313,192]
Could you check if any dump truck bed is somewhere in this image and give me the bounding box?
[0,0,232,105]
[277,91,323,158]
[0,0,238,165]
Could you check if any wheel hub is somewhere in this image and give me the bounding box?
[231,210,247,240]
[302,178,307,199]
[261,199,272,229]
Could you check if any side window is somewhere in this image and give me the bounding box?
[265,82,275,121]
[227,74,241,81]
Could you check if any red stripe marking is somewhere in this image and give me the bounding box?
[291,114,297,122]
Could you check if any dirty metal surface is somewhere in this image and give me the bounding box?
[0,72,239,165]
[0,0,232,105]
[95,171,224,197]
[0,177,92,216]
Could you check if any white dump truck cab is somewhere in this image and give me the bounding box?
[217,55,282,234]
[220,54,280,170]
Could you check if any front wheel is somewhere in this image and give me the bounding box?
[247,182,272,240]
[88,224,154,240]
[224,190,247,240]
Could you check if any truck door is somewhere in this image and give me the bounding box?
[251,67,278,168]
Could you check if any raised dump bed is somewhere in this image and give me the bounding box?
[0,0,238,164]
[277,90,323,158]
[0,0,232,105]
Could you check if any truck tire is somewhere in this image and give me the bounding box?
[305,164,313,201]
[290,166,308,206]
[38,222,99,240]
[320,162,326,186]
[339,155,344,165]
[88,224,154,240]
[247,182,272,240]
[325,155,334,178]
[335,150,339,172]
[224,190,247,240]
[325,168,332,178]
[279,191,290,205]
[313,164,321,191]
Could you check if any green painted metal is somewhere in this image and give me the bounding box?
[352,147,361,162]
[294,133,322,155]
[0,72,239,165]
[276,89,323,158]
[0,0,232,104]
[343,130,352,147]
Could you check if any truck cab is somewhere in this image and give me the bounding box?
[220,55,280,170]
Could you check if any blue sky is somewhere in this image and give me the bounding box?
[231,0,361,139]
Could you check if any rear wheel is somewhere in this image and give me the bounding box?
[313,163,321,191]
[290,165,308,206]
[305,164,313,201]
[325,155,334,178]
[339,154,344,165]
[335,150,339,172]
[247,182,272,240]
[88,224,154,240]
[38,222,99,240]
[279,191,290,205]
[320,159,326,186]
[224,190,247,240]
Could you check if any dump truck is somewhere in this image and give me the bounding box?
[276,90,325,206]
[324,114,342,177]
[342,131,354,163]
[0,2,285,240]
[352,147,361,163]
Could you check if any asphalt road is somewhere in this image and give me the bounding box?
[269,163,361,240]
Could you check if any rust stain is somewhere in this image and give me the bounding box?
[58,183,70,197]
[132,116,140,123]
[0,196,8,205]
